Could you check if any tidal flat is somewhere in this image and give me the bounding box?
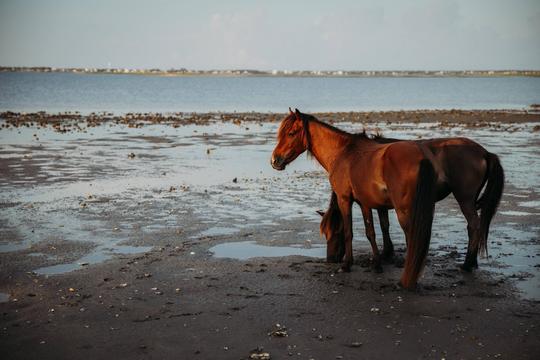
[1,110,539,359]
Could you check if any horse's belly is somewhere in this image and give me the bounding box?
[435,182,451,202]
[353,182,392,208]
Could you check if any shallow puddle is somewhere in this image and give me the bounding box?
[34,244,152,275]
[198,226,239,237]
[0,241,32,253]
[0,292,10,303]
[209,241,325,260]
[499,210,538,216]
[519,200,540,208]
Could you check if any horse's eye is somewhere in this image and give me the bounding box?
[288,131,297,137]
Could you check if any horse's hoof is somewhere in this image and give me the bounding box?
[382,252,395,263]
[396,280,420,292]
[413,283,425,294]
[459,263,475,273]
[339,265,351,273]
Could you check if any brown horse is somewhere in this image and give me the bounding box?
[271,108,437,289]
[319,135,505,272]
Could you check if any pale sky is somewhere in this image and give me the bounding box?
[0,0,539,70]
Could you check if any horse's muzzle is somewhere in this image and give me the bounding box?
[271,155,286,170]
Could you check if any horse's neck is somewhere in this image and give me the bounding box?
[308,120,352,172]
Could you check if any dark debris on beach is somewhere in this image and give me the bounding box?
[1,109,539,133]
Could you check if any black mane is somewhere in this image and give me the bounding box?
[297,111,401,148]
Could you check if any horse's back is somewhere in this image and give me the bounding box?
[422,137,487,155]
[380,136,490,202]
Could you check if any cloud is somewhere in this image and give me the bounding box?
[179,8,272,69]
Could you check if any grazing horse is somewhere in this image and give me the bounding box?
[271,108,437,289]
[319,136,505,272]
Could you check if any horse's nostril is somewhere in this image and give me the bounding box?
[271,155,285,170]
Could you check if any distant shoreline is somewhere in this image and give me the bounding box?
[1,67,539,78]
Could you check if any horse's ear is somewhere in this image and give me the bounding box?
[289,107,293,115]
[316,210,325,217]
[294,108,302,121]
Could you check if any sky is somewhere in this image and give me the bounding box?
[0,0,539,70]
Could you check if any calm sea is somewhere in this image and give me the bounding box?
[0,72,539,114]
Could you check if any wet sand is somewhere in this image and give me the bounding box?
[1,110,539,359]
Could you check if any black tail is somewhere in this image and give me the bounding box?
[401,159,436,289]
[476,153,504,256]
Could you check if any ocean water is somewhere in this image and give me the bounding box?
[0,72,539,114]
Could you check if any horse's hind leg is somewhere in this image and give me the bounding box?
[377,208,394,261]
[394,208,414,287]
[337,196,354,272]
[361,206,382,272]
[456,198,482,271]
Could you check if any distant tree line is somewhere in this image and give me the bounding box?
[0,67,538,77]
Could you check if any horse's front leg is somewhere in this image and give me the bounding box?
[361,206,382,272]
[337,196,353,272]
[377,208,395,261]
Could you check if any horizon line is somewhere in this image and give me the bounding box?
[1,66,539,76]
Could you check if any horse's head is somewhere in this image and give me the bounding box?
[271,108,309,170]
[318,207,345,263]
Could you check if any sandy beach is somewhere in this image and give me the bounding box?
[1,110,539,359]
